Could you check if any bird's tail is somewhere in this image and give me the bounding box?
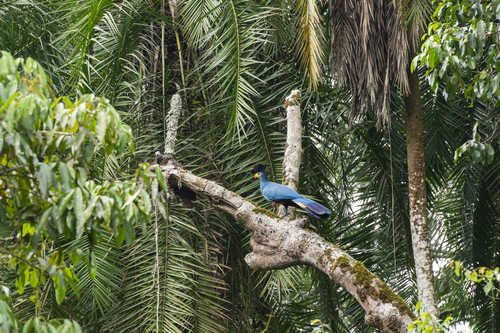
[292,197,331,219]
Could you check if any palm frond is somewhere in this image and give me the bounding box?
[0,0,66,89]
[402,0,432,51]
[181,0,275,140]
[295,0,324,90]
[53,0,115,92]
[104,204,227,333]
[329,0,432,126]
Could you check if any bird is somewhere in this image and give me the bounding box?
[252,164,331,219]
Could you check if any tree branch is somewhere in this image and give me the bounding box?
[153,89,415,332]
[155,157,415,333]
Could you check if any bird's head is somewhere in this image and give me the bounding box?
[252,164,266,179]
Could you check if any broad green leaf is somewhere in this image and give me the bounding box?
[73,188,85,238]
[476,20,486,39]
[151,178,158,201]
[59,189,75,214]
[410,56,419,73]
[483,280,493,295]
[29,270,39,288]
[54,272,66,304]
[116,225,126,247]
[22,223,35,236]
[486,144,494,163]
[35,206,51,232]
[38,163,52,197]
[156,167,168,192]
[0,91,19,116]
[100,196,112,225]
[58,162,73,192]
[16,275,25,295]
[96,110,108,144]
[71,249,82,267]
[471,148,482,163]
[22,318,35,333]
[140,189,151,213]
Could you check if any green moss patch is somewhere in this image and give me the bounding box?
[247,199,259,207]
[284,98,299,108]
[324,253,414,319]
[252,207,280,219]
[353,262,375,287]
[331,255,351,274]
[376,281,415,319]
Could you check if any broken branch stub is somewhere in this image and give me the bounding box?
[279,89,302,218]
[164,93,182,155]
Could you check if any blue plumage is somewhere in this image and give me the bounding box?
[252,165,331,219]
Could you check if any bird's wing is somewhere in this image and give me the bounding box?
[262,181,301,201]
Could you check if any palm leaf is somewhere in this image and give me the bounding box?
[295,0,324,90]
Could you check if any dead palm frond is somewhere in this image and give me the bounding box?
[328,0,430,127]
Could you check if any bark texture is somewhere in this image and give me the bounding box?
[405,72,438,316]
[279,89,302,218]
[155,159,415,332]
[164,93,182,155]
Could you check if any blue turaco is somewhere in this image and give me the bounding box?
[252,165,331,219]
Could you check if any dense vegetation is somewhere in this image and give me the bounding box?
[0,0,498,332]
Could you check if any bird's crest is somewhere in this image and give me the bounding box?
[252,164,266,174]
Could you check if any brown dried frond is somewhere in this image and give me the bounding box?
[329,0,430,128]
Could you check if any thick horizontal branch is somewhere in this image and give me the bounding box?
[155,158,415,333]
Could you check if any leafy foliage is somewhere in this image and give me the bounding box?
[0,301,82,333]
[454,121,495,165]
[180,0,273,140]
[408,302,453,332]
[412,0,499,104]
[0,51,153,309]
[409,263,500,332]
[295,0,324,90]
[454,262,500,299]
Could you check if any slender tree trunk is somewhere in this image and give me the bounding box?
[405,71,438,316]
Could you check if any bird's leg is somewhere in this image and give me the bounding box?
[283,206,289,217]
[272,201,277,214]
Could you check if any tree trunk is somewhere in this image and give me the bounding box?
[405,71,438,316]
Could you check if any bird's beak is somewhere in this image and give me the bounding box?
[253,173,260,179]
